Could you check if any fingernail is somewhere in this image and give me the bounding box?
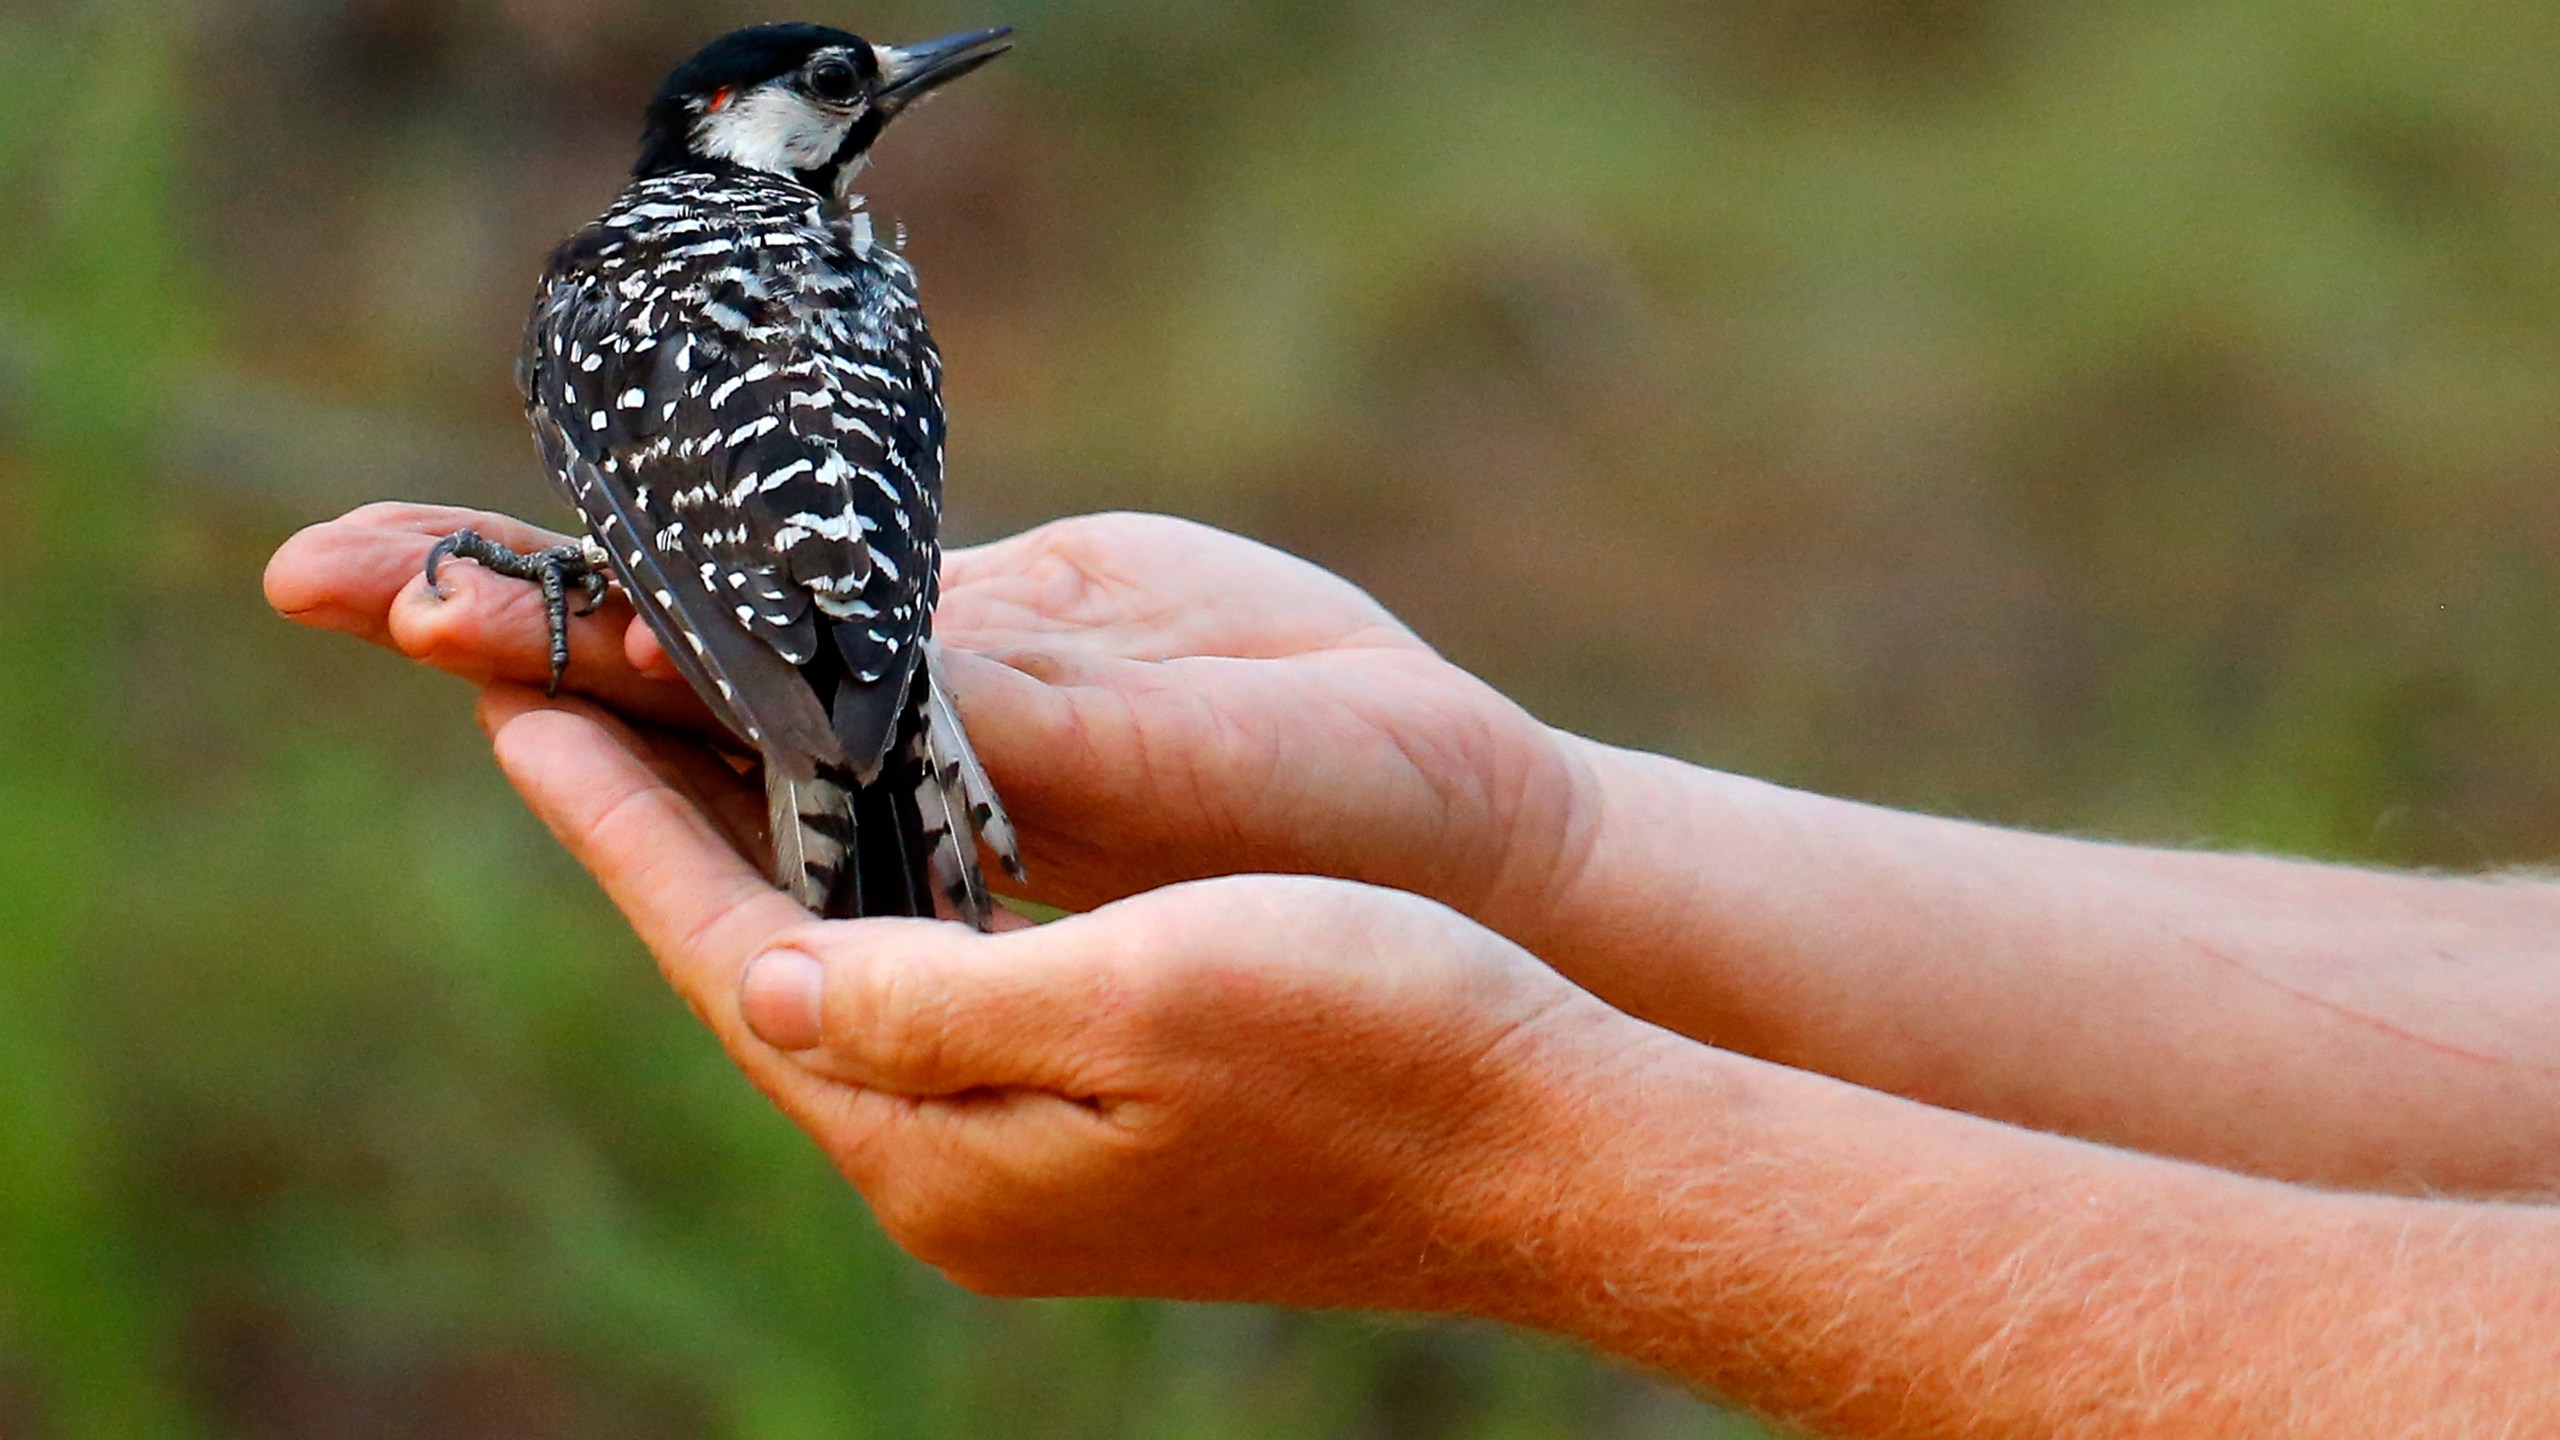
[740,950,825,1051]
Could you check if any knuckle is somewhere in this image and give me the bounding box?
[1008,517,1102,576]
[1076,908,1176,1022]
[1018,515,1165,613]
[1084,509,1197,547]
[838,944,954,1086]
[1024,510,1138,559]
[577,773,671,856]
[1089,903,1262,1056]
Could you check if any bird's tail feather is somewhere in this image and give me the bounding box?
[919,757,992,927]
[768,650,1021,931]
[767,763,856,914]
[846,754,931,921]
[918,644,1022,931]
[924,645,1022,881]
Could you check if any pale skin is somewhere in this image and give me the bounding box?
[266,504,2560,1437]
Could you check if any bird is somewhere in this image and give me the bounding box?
[425,21,1023,929]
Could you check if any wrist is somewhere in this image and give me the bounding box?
[1496,734,1908,1062]
[1444,715,1611,955]
[1398,988,1718,1327]
[1475,731,1748,1033]
[1374,675,1612,946]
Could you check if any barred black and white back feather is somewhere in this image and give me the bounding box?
[513,22,1019,928]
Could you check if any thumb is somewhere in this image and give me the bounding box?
[480,685,810,1045]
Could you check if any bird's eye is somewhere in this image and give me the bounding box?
[807,56,862,104]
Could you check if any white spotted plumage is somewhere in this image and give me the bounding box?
[518,162,1013,926]
[469,22,1019,925]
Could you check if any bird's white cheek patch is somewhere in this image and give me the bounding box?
[694,85,859,173]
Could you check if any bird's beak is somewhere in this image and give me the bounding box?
[872,27,1013,116]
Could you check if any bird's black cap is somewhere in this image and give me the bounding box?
[656,23,873,110]
[634,22,1010,182]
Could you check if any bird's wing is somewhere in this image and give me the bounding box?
[757,239,942,772]
[520,230,852,773]
[521,209,946,781]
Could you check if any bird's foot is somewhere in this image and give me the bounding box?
[424,528,611,696]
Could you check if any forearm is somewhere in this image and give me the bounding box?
[1512,738,2560,1193]
[1465,1010,2560,1438]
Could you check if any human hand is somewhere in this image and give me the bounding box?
[475,683,1610,1306]
[262,502,719,735]
[927,511,1596,932]
[265,504,1597,939]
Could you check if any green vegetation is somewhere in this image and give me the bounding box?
[4,0,2557,1433]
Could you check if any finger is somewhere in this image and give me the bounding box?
[923,646,1176,907]
[929,645,1368,917]
[622,717,770,865]
[478,685,810,1043]
[941,512,1420,661]
[476,685,963,1187]
[266,505,720,732]
[389,549,642,687]
[625,619,683,682]
[737,912,1128,1098]
[264,502,574,640]
[936,641,1440,917]
[926,643,1100,780]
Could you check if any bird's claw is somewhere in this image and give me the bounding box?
[421,527,608,696]
[571,569,610,618]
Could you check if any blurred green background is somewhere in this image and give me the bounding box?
[4,0,2558,1434]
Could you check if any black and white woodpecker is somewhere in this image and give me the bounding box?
[426,22,1022,929]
